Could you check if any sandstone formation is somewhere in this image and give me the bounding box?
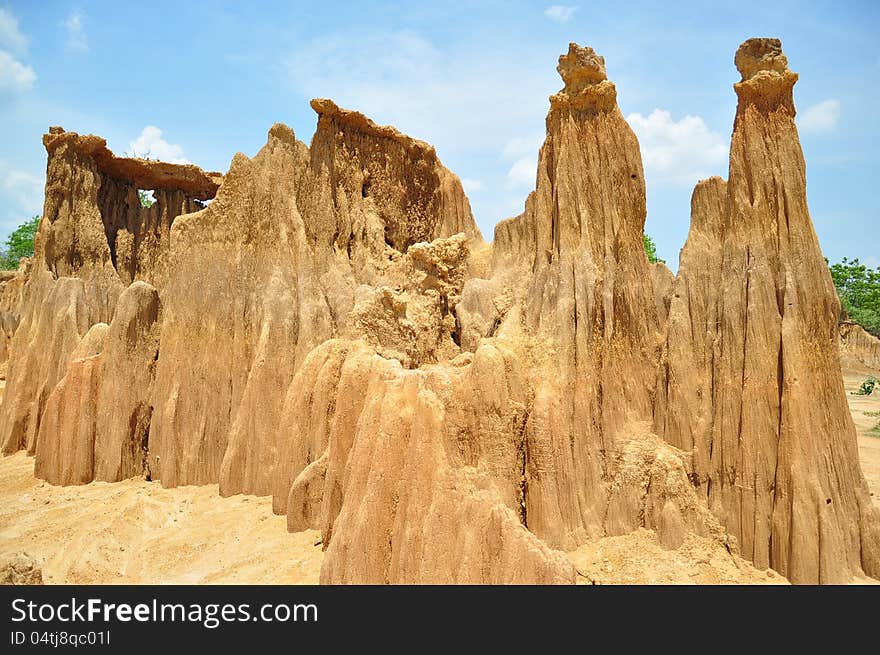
[1,39,877,585]
[839,321,880,371]
[149,107,482,497]
[654,176,727,484]
[34,281,160,485]
[471,43,667,550]
[656,39,880,583]
[0,261,29,369]
[0,128,218,457]
[650,262,675,329]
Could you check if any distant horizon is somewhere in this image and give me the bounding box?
[1,1,877,270]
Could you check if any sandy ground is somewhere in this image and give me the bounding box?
[0,450,323,584]
[567,529,787,584]
[1,368,878,585]
[843,366,880,508]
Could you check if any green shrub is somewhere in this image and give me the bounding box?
[0,215,41,270]
[829,257,880,337]
[643,234,664,264]
[138,190,155,208]
[853,376,877,396]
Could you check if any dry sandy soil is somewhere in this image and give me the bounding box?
[567,529,787,584]
[0,449,322,584]
[1,367,878,585]
[843,366,880,509]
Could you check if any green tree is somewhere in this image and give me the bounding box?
[0,215,41,270]
[643,234,664,264]
[829,257,880,337]
[138,190,155,208]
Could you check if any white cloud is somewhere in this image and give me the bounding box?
[461,178,483,192]
[506,157,537,189]
[281,29,560,233]
[0,50,36,95]
[281,30,553,157]
[0,7,27,52]
[626,109,727,186]
[63,10,88,53]
[128,126,189,164]
[502,133,543,191]
[544,5,578,23]
[798,99,840,133]
[0,161,44,225]
[502,134,543,159]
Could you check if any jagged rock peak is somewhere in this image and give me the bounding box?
[267,122,298,147]
[43,127,223,200]
[550,42,617,114]
[733,38,798,113]
[735,38,788,79]
[557,42,607,89]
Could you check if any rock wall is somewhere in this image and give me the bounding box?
[839,321,880,371]
[654,177,726,487]
[0,262,30,368]
[34,281,160,485]
[0,129,218,459]
[148,125,319,492]
[149,106,482,496]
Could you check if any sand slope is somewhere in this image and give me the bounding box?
[567,529,787,585]
[0,451,322,584]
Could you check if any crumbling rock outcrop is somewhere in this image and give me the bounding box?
[149,108,481,498]
[0,129,219,456]
[42,128,222,200]
[308,99,480,254]
[148,124,319,493]
[654,176,727,483]
[1,39,877,584]
[272,338,574,583]
[650,262,675,329]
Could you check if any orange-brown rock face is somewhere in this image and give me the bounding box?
[658,39,880,583]
[0,262,30,368]
[139,103,576,583]
[0,129,217,457]
[34,281,159,484]
[149,107,482,497]
[147,125,318,492]
[470,43,664,550]
[307,99,481,255]
[654,177,726,485]
[650,262,676,330]
[271,339,574,583]
[839,321,880,371]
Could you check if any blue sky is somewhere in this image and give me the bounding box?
[1,1,877,269]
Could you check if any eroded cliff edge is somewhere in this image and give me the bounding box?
[1,39,876,584]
